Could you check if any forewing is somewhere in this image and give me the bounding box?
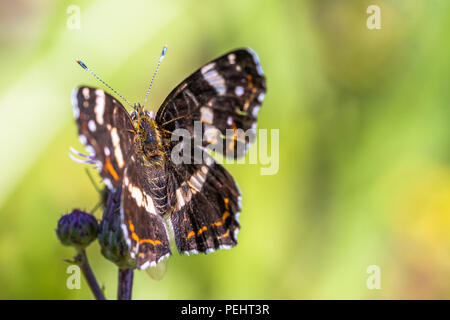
[156,48,266,158]
[71,86,134,190]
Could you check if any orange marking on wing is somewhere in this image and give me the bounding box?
[243,100,250,111]
[186,231,195,240]
[228,139,235,151]
[128,220,162,246]
[222,211,230,223]
[228,127,237,151]
[197,226,208,236]
[184,199,231,241]
[218,231,229,239]
[131,232,140,242]
[248,75,257,94]
[222,198,231,222]
[243,75,258,111]
[105,156,119,181]
[139,238,163,246]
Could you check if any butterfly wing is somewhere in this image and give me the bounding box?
[156,48,266,158]
[72,86,171,269]
[71,86,134,190]
[157,48,266,254]
[167,154,241,255]
[121,153,171,269]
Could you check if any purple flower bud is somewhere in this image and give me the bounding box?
[98,190,136,269]
[56,209,98,248]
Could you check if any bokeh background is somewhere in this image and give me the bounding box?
[0,0,449,299]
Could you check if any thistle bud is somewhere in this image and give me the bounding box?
[56,209,98,248]
[97,191,136,269]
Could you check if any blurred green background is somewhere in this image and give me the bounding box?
[0,0,449,299]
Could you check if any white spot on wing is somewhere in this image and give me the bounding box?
[121,223,131,249]
[176,188,186,210]
[130,184,143,207]
[252,105,261,118]
[85,145,95,156]
[235,86,244,96]
[110,128,125,168]
[200,107,214,124]
[204,126,219,145]
[94,89,105,125]
[228,53,236,64]
[233,227,240,241]
[201,64,226,95]
[145,194,157,215]
[158,252,171,264]
[258,92,265,103]
[79,134,87,145]
[104,178,113,190]
[200,165,208,175]
[73,106,80,119]
[71,89,80,118]
[82,88,90,99]
[204,155,214,166]
[127,181,157,215]
[139,261,150,270]
[88,120,96,132]
[183,249,199,256]
[246,48,264,76]
[201,62,215,74]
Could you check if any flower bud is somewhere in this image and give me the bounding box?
[56,209,98,248]
[98,194,136,269]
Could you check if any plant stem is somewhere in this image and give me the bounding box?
[77,248,106,300]
[118,268,134,300]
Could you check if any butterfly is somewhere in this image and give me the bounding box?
[70,48,266,269]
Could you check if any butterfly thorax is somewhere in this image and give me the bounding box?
[133,106,164,163]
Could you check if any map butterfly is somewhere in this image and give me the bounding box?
[71,48,266,269]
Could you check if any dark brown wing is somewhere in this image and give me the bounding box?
[156,48,266,158]
[71,86,134,190]
[167,154,241,255]
[120,152,171,269]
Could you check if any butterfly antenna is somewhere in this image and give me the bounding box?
[76,59,133,108]
[143,44,168,108]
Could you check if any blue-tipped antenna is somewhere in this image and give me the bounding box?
[75,59,133,108]
[143,44,168,108]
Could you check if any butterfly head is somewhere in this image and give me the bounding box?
[134,102,144,116]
